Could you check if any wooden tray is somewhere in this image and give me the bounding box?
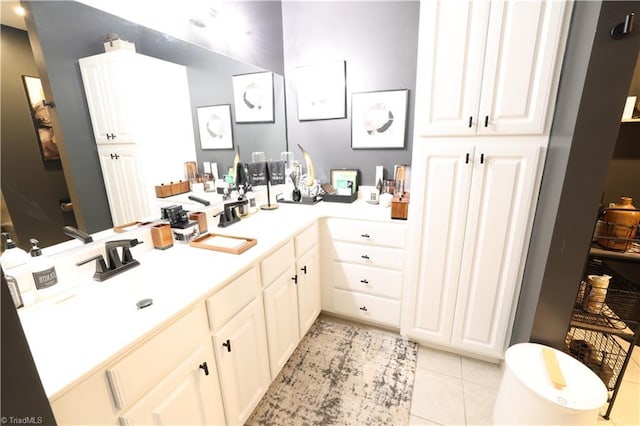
[189,233,257,254]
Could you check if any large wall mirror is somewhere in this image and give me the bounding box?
[1,0,286,250]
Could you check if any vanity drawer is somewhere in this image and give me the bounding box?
[295,223,318,257]
[325,218,406,248]
[261,240,295,286]
[106,303,208,409]
[331,241,404,270]
[207,267,260,331]
[332,288,400,327]
[332,262,402,299]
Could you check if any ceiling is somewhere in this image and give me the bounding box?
[1,1,27,30]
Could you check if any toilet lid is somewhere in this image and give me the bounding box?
[504,343,608,410]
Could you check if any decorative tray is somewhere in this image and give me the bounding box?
[188,233,257,254]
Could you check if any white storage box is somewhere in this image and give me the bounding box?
[104,39,135,53]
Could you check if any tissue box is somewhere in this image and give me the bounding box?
[104,39,136,53]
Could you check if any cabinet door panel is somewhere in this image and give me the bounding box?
[478,0,567,134]
[79,53,138,144]
[402,143,474,344]
[214,298,270,425]
[119,344,225,426]
[297,247,321,336]
[451,145,539,356]
[97,145,150,226]
[263,267,300,378]
[415,0,490,135]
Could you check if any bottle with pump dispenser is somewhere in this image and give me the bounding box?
[1,232,29,269]
[29,238,59,300]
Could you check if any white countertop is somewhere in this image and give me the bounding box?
[17,199,405,400]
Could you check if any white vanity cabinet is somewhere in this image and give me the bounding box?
[119,344,224,426]
[415,0,569,136]
[51,303,224,426]
[402,142,540,358]
[261,241,300,378]
[322,218,406,328]
[79,50,196,226]
[261,223,320,378]
[295,223,321,336]
[206,267,270,426]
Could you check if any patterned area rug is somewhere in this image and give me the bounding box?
[246,316,418,425]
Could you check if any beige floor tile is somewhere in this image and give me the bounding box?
[620,355,640,384]
[409,414,442,425]
[462,380,499,425]
[417,346,462,378]
[606,380,640,426]
[461,357,503,389]
[410,368,466,425]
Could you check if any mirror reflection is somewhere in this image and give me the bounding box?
[0,1,287,250]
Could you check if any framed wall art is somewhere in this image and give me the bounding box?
[196,104,233,149]
[351,89,409,149]
[22,75,60,162]
[295,60,346,121]
[232,71,274,123]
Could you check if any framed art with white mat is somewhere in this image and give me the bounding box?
[351,89,408,149]
[196,104,233,149]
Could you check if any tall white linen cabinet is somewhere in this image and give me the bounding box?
[401,0,573,359]
[79,50,196,226]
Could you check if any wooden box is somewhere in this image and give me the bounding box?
[154,181,190,198]
[391,193,410,220]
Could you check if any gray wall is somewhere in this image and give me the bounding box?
[26,1,286,233]
[0,25,75,250]
[281,1,419,185]
[511,0,640,348]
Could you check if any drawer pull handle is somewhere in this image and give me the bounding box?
[360,279,369,284]
[359,306,368,312]
[199,362,209,376]
[361,254,370,260]
[292,275,298,284]
[301,265,307,275]
[361,233,370,238]
[222,339,232,352]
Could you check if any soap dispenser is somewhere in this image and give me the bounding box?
[1,232,30,269]
[29,238,59,298]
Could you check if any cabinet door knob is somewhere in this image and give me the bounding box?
[359,306,368,312]
[361,233,370,238]
[468,116,473,128]
[106,133,111,140]
[111,133,117,139]
[480,153,485,164]
[484,116,489,127]
[360,279,369,284]
[222,339,231,352]
[291,274,298,284]
[611,13,635,39]
[361,254,370,260]
[465,153,470,164]
[301,265,307,275]
[199,362,209,376]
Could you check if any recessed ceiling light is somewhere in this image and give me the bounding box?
[14,5,26,17]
